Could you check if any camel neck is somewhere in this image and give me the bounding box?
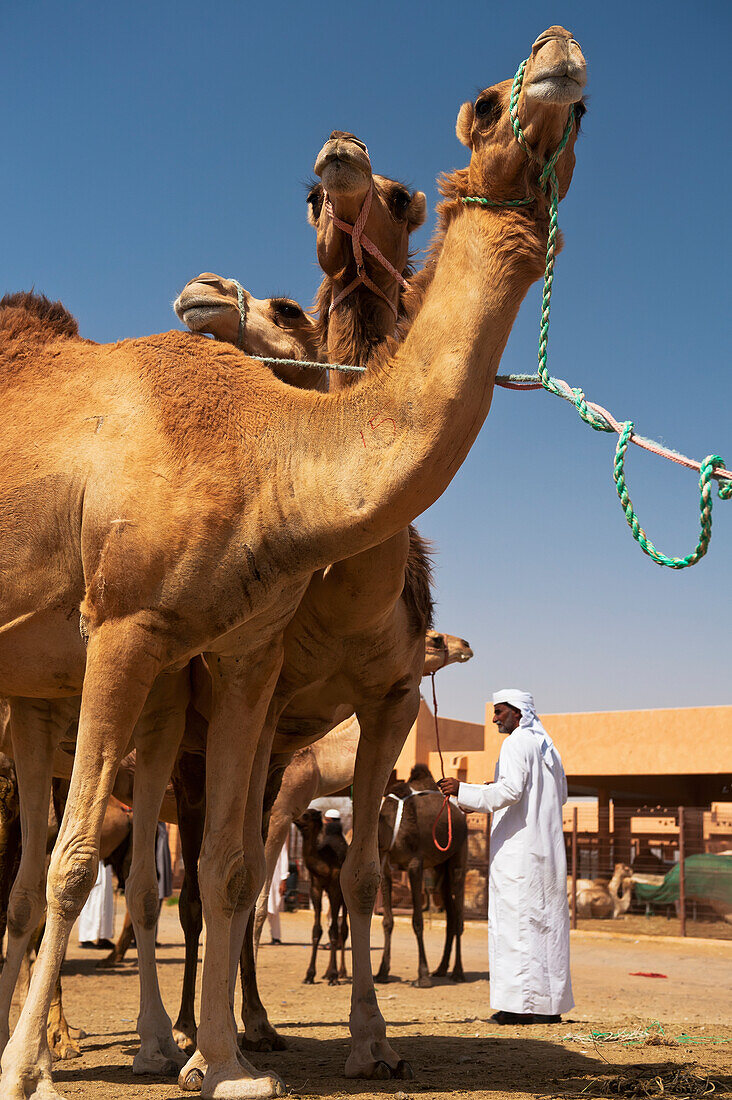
[291,204,546,566]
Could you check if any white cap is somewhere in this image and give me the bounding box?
[324,809,341,820]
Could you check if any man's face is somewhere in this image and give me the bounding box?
[493,702,521,735]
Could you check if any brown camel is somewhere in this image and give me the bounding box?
[571,863,633,919]
[254,631,474,951]
[294,808,348,985]
[0,28,585,1097]
[377,765,468,987]
[172,148,430,1063]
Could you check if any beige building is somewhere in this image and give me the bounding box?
[397,700,732,806]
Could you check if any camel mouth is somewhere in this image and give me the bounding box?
[178,301,234,329]
[525,73,584,104]
[314,140,372,186]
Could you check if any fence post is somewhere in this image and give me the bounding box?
[571,806,578,930]
[678,805,686,938]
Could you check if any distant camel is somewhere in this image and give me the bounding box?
[571,863,632,919]
[377,765,468,987]
[295,809,348,985]
[254,630,473,951]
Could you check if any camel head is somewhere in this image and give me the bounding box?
[174,272,325,389]
[423,631,474,675]
[455,26,586,206]
[308,132,426,361]
[294,807,322,838]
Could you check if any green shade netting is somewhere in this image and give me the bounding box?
[634,854,732,906]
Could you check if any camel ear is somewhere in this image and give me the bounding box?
[306,183,324,227]
[456,102,474,148]
[407,191,427,231]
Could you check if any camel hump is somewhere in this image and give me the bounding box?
[402,525,434,634]
[0,291,79,342]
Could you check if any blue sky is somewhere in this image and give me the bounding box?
[3,2,730,723]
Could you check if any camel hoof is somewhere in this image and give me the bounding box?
[202,1071,286,1098]
[372,1061,392,1080]
[431,966,447,978]
[450,970,466,983]
[52,1038,81,1061]
[416,975,433,988]
[303,975,314,984]
[239,1032,288,1053]
[395,1059,414,1080]
[180,1066,205,1092]
[374,971,390,984]
[326,976,339,986]
[173,1027,198,1054]
[133,1054,182,1077]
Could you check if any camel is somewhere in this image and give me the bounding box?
[570,863,633,919]
[376,765,468,987]
[254,631,474,952]
[294,809,348,985]
[0,28,585,1097]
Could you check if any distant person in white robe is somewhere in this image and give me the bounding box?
[438,688,573,1024]
[78,862,114,949]
[267,843,290,945]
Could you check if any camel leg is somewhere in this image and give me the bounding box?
[408,858,432,988]
[171,752,206,1053]
[431,866,453,978]
[0,623,162,1100]
[126,672,188,1077]
[303,882,322,984]
[178,650,285,1100]
[322,886,342,985]
[47,977,80,1062]
[342,689,420,1081]
[338,904,349,980]
[374,856,393,983]
[235,724,287,1053]
[238,909,286,1052]
[96,904,135,969]
[0,699,64,1058]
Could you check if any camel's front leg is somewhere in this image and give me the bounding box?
[0,698,71,1059]
[126,670,189,1077]
[179,650,285,1100]
[342,687,420,1081]
[407,858,431,987]
[0,621,163,1100]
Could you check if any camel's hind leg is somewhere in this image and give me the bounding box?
[304,882,323,984]
[178,649,285,1100]
[342,687,420,1082]
[171,751,205,1053]
[338,903,349,980]
[374,856,393,983]
[126,669,188,1077]
[407,857,431,987]
[0,698,68,1059]
[0,622,163,1100]
[238,909,287,1052]
[96,904,135,969]
[322,885,343,985]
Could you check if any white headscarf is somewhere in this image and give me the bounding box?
[492,688,561,768]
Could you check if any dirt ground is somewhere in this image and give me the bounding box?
[15,904,732,1099]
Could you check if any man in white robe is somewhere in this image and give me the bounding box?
[438,688,573,1023]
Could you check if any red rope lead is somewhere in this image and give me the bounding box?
[430,671,453,854]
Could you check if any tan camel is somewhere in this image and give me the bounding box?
[0,28,585,1097]
[571,863,633,919]
[377,765,468,987]
[253,631,474,951]
[172,149,431,1063]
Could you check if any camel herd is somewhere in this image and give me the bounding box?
[0,25,587,1100]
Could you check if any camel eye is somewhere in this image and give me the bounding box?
[273,300,304,321]
[391,190,410,218]
[475,96,500,123]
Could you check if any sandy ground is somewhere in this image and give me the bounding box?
[13,904,732,1099]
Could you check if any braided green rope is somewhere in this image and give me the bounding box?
[464,56,730,569]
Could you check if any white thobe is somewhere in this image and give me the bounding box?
[267,843,289,942]
[78,862,114,943]
[457,728,573,1015]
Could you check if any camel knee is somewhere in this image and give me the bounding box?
[6,880,44,939]
[199,848,263,915]
[47,850,98,922]
[342,862,380,917]
[126,881,160,931]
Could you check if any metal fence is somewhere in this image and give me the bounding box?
[565,804,732,938]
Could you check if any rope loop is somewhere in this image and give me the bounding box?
[430,671,453,854]
[614,424,726,569]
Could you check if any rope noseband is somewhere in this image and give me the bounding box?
[324,182,409,320]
